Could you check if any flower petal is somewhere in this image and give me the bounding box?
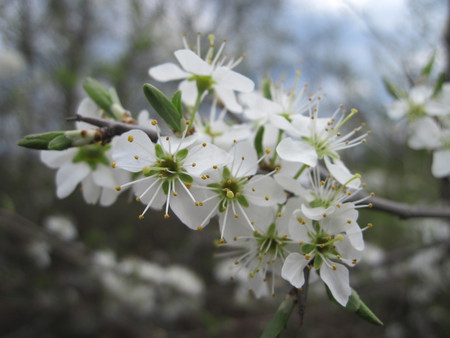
[148,62,189,81]
[408,117,442,150]
[324,156,360,189]
[432,149,450,178]
[281,252,309,288]
[320,262,351,306]
[40,149,77,169]
[99,188,119,207]
[213,67,254,93]
[230,141,258,177]
[81,174,101,204]
[301,204,335,221]
[56,163,90,198]
[113,130,156,172]
[92,164,116,188]
[179,80,198,106]
[174,49,211,75]
[276,138,318,166]
[245,175,286,206]
[76,98,101,130]
[214,85,243,113]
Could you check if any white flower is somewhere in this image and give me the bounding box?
[112,128,228,228]
[149,35,254,113]
[276,108,366,186]
[40,99,127,206]
[281,205,364,306]
[192,141,286,240]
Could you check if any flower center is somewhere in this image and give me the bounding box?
[72,143,110,170]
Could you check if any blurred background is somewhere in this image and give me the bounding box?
[1,0,450,337]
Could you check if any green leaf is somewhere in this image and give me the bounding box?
[262,78,272,100]
[171,90,183,117]
[382,78,402,100]
[260,290,297,338]
[48,135,73,150]
[432,72,446,98]
[421,52,436,78]
[326,287,383,326]
[83,77,114,117]
[176,148,189,161]
[143,84,182,132]
[254,125,265,158]
[17,131,65,150]
[109,87,122,106]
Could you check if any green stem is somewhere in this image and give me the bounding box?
[189,91,204,123]
[293,164,308,180]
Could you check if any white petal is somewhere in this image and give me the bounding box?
[274,173,310,198]
[276,138,318,166]
[277,197,302,236]
[408,117,442,150]
[346,222,365,251]
[269,114,298,134]
[174,49,211,75]
[248,271,269,298]
[133,177,166,210]
[40,149,77,169]
[213,67,254,92]
[409,85,432,105]
[92,165,116,188]
[179,80,198,106]
[301,204,335,221]
[230,141,258,177]
[320,263,351,306]
[288,209,313,243]
[56,163,90,198]
[432,149,450,178]
[112,130,155,172]
[214,86,243,113]
[148,63,189,81]
[281,252,309,288]
[321,202,358,234]
[99,188,119,207]
[81,174,101,204]
[185,143,228,176]
[245,175,286,206]
[76,98,101,130]
[334,235,363,264]
[324,157,360,189]
[387,100,408,120]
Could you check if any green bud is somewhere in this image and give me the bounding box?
[18,131,65,150]
[83,77,115,118]
[48,135,72,150]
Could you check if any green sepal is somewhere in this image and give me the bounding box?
[83,77,114,118]
[421,52,436,78]
[171,90,183,116]
[382,78,402,100]
[301,243,315,254]
[326,287,383,326]
[176,148,189,162]
[109,87,122,106]
[207,183,221,189]
[48,135,73,150]
[222,166,231,180]
[143,83,182,132]
[432,72,446,98]
[312,220,320,233]
[254,125,265,158]
[162,180,170,195]
[179,173,193,184]
[262,78,272,100]
[313,255,323,270]
[17,131,65,150]
[260,289,297,338]
[237,195,249,207]
[154,144,165,159]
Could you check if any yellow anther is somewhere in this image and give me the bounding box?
[352,259,358,265]
[185,183,192,189]
[134,155,139,160]
[227,179,232,184]
[199,202,204,206]
[332,265,337,271]
[213,165,218,169]
[173,191,178,196]
[201,175,207,180]
[368,203,373,208]
[185,120,190,125]
[362,139,367,143]
[299,241,304,245]
[202,142,207,147]
[138,215,144,220]
[264,196,269,201]
[135,197,141,202]
[166,136,170,141]
[265,148,271,154]
[336,203,341,208]
[164,213,170,219]
[347,220,352,224]
[233,139,237,143]
[337,132,342,136]
[233,237,237,241]
[219,238,225,244]
[115,186,121,191]
[195,201,200,206]
[323,213,327,218]
[252,188,256,192]
[305,254,311,260]
[234,214,239,218]
[128,135,134,142]
[282,235,288,239]
[191,163,197,167]
[321,180,325,185]
[197,226,203,231]
[277,212,282,217]
[251,221,255,225]
[235,192,241,197]
[367,223,373,228]
[151,120,158,125]
[370,192,375,197]
[111,162,116,168]
[241,156,245,161]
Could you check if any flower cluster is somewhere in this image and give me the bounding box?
[39,34,372,307]
[388,83,450,178]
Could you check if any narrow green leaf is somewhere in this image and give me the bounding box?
[83,77,114,116]
[109,87,122,106]
[260,290,297,338]
[17,131,65,150]
[171,90,183,117]
[254,125,265,158]
[143,84,182,131]
[356,298,384,326]
[262,78,272,100]
[48,135,73,150]
[421,52,436,78]
[432,72,446,98]
[382,78,402,100]
[176,148,189,161]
